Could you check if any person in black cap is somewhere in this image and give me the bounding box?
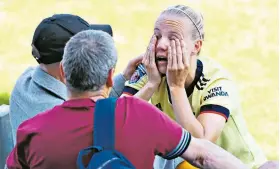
[8,14,142,144]
[31,14,114,65]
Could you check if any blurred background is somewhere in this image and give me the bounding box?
[0,0,278,160]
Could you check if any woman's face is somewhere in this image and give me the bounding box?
[154,14,197,74]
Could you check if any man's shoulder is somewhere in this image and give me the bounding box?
[12,66,35,90]
[18,102,64,128]
[117,96,151,108]
[117,96,163,121]
[11,66,37,92]
[17,107,55,133]
[20,66,36,77]
[10,66,66,115]
[10,66,36,108]
[117,96,156,115]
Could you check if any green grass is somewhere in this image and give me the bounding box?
[0,0,278,160]
[0,93,9,105]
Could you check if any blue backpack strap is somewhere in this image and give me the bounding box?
[94,97,118,150]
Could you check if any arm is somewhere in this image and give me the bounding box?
[170,87,206,138]
[110,73,127,97]
[110,55,143,97]
[121,64,155,101]
[134,97,248,169]
[134,82,157,101]
[181,137,249,169]
[6,121,32,169]
[6,147,25,169]
[166,39,228,141]
[170,80,234,142]
[9,99,28,145]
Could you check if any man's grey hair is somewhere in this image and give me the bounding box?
[62,30,118,93]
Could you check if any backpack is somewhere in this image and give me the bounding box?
[76,98,135,169]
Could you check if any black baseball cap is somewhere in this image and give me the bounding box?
[89,24,113,37]
[32,14,113,64]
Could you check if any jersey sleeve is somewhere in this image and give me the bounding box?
[199,79,239,121]
[122,64,148,95]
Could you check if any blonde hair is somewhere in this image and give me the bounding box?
[161,5,205,41]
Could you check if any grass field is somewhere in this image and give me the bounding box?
[0,0,278,160]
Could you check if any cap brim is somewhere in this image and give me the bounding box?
[89,24,113,37]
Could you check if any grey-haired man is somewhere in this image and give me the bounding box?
[9,14,141,143]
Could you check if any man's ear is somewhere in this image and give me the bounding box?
[106,68,115,88]
[191,40,203,56]
[59,62,66,84]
